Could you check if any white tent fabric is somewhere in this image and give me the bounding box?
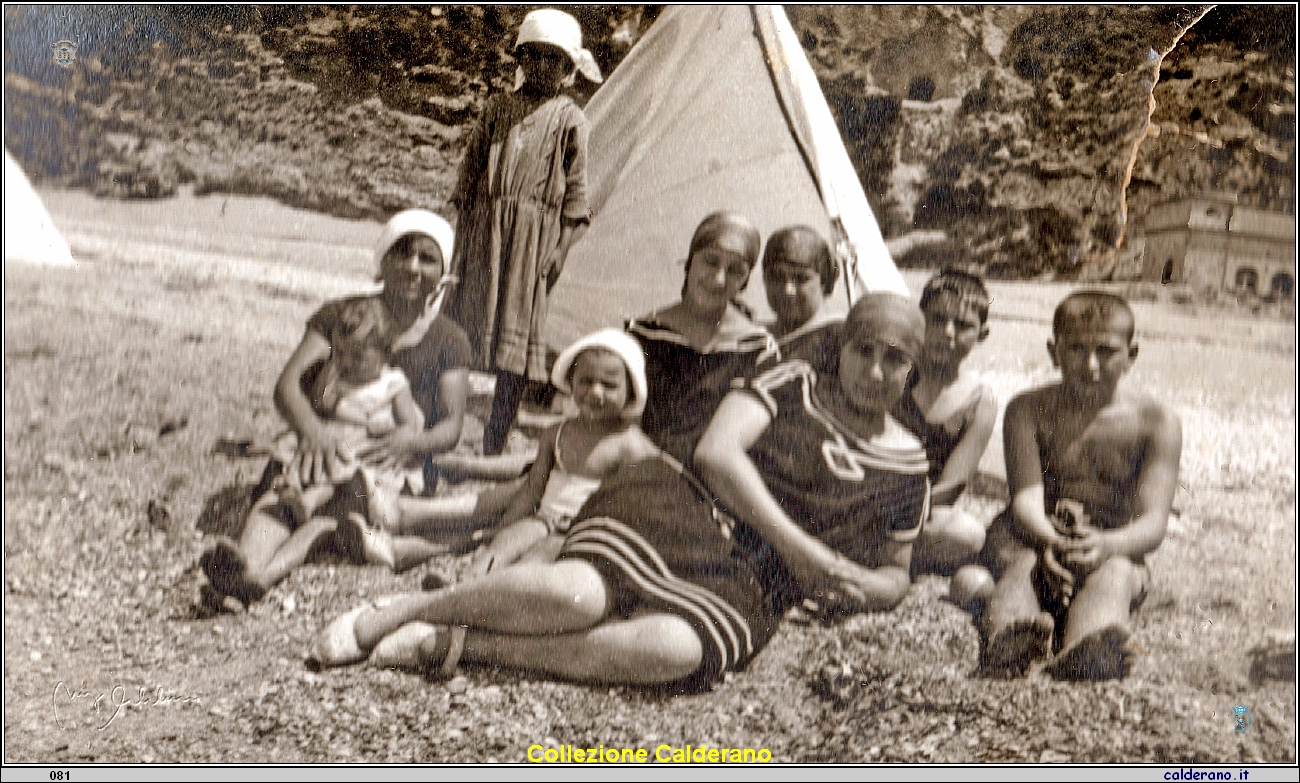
[4,148,75,266]
[544,5,905,351]
[752,6,907,303]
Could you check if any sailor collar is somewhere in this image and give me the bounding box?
[629,308,775,355]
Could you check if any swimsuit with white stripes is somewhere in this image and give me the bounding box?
[557,454,775,691]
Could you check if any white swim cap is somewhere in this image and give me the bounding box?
[550,328,648,419]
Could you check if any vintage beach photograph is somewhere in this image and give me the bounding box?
[4,5,1296,767]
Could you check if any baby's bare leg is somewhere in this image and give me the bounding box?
[215,489,340,601]
[431,452,537,482]
[389,535,454,572]
[202,493,294,603]
[396,479,526,535]
[472,518,551,575]
[237,494,293,581]
[253,516,339,588]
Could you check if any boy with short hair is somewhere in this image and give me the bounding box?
[892,269,998,573]
[979,291,1182,680]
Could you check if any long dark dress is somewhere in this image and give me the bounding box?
[447,91,591,382]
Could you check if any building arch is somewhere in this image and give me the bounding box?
[1161,259,1175,284]
[1234,266,1259,294]
[907,75,936,102]
[1270,271,1293,299]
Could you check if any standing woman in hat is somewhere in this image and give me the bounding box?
[447,9,602,455]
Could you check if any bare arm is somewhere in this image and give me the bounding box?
[1063,404,1182,571]
[545,118,591,292]
[359,368,469,469]
[1003,390,1079,595]
[544,219,586,292]
[1115,405,1182,557]
[390,384,425,433]
[695,392,909,612]
[854,538,913,613]
[497,426,557,526]
[274,330,348,486]
[931,384,998,507]
[412,367,468,455]
[618,426,664,466]
[1003,391,1064,551]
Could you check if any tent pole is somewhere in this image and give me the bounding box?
[832,217,860,307]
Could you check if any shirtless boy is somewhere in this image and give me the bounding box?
[980,291,1181,680]
[893,269,997,574]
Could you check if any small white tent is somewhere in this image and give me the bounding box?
[4,148,75,266]
[544,5,906,350]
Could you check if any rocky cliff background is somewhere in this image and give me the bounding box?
[4,5,1294,278]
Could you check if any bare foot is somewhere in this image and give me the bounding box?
[1045,625,1132,681]
[194,583,244,617]
[344,512,397,570]
[199,538,266,605]
[308,594,406,670]
[368,622,444,671]
[981,611,1054,677]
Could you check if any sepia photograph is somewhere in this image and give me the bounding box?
[3,4,1296,770]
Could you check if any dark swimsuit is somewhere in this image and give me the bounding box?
[628,315,777,466]
[890,371,965,486]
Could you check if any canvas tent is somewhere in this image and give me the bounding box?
[4,148,75,266]
[544,5,907,350]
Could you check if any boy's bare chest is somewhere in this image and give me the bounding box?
[1039,409,1145,486]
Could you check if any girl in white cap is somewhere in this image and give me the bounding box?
[446,8,602,456]
[200,210,474,609]
[468,328,659,572]
[382,327,658,568]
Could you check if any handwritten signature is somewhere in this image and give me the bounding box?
[52,681,203,730]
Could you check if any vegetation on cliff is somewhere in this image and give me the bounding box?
[3,5,1293,276]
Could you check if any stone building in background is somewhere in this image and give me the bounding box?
[1140,193,1296,300]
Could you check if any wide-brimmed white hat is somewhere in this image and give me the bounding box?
[550,328,647,419]
[515,9,603,84]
